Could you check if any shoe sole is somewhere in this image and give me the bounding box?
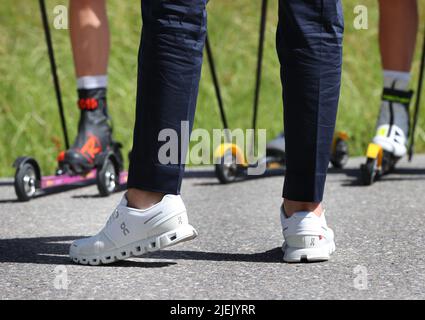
[283,241,336,263]
[69,224,198,266]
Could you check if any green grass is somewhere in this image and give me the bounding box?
[0,0,424,177]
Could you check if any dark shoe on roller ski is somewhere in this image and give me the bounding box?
[60,88,113,175]
[266,131,285,155]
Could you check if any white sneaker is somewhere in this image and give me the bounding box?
[373,124,407,158]
[280,209,335,263]
[69,194,198,265]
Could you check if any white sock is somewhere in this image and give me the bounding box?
[383,70,411,91]
[77,75,108,90]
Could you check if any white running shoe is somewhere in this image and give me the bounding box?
[373,124,407,158]
[69,194,198,265]
[280,208,335,263]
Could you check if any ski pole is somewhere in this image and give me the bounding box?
[408,27,425,161]
[39,0,70,150]
[205,35,230,138]
[250,0,268,156]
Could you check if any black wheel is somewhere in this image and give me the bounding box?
[14,162,39,201]
[266,148,285,168]
[112,142,124,171]
[96,154,119,197]
[215,150,239,184]
[382,151,399,174]
[360,157,377,186]
[331,139,349,169]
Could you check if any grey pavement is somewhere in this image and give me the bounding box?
[0,156,425,300]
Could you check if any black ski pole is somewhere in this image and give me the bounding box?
[251,0,268,154]
[408,27,425,161]
[205,34,231,142]
[39,0,70,150]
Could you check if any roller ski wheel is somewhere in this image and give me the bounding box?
[13,158,41,202]
[360,157,378,186]
[331,138,349,169]
[96,152,120,197]
[266,159,285,170]
[265,147,285,170]
[215,149,239,184]
[330,132,349,169]
[380,151,400,178]
[360,142,394,185]
[265,132,285,169]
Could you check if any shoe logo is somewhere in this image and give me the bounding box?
[107,209,119,226]
[78,134,102,163]
[120,222,130,236]
[310,238,316,246]
[178,216,183,225]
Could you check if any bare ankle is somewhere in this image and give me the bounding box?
[127,188,165,210]
[282,199,323,217]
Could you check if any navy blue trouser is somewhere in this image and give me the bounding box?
[128,0,344,202]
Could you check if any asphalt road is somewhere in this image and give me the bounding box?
[1,156,425,300]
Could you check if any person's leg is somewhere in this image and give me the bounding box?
[373,0,418,157]
[62,0,112,173]
[70,0,109,77]
[379,0,418,72]
[277,0,344,262]
[277,0,344,213]
[126,0,207,209]
[70,0,207,265]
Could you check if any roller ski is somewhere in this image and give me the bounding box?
[214,131,349,184]
[213,133,286,185]
[360,87,414,185]
[361,29,425,186]
[13,0,126,202]
[14,89,126,201]
[55,87,125,195]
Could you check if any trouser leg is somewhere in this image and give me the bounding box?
[277,0,344,202]
[128,0,208,194]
